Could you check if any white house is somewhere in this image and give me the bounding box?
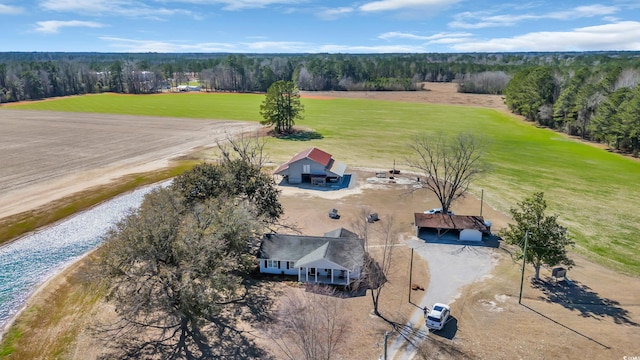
[274,147,347,185]
[414,213,489,241]
[176,85,201,92]
[258,228,364,285]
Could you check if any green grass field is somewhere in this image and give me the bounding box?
[6,93,640,275]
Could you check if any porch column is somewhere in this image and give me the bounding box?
[315,268,318,283]
[298,267,301,282]
[331,269,334,284]
[305,267,308,282]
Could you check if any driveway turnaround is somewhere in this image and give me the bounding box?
[388,237,498,360]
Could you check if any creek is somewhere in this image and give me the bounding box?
[0,182,168,333]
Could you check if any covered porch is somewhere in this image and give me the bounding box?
[297,266,351,285]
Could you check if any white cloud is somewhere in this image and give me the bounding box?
[166,0,305,11]
[378,31,472,41]
[317,6,354,20]
[450,4,620,29]
[40,0,194,18]
[100,36,236,52]
[0,3,23,14]
[359,0,460,12]
[318,44,426,53]
[241,41,310,51]
[553,4,618,19]
[35,20,106,33]
[451,21,640,52]
[99,35,431,53]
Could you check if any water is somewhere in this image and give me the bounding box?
[0,182,168,332]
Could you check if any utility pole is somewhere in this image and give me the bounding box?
[480,189,484,216]
[408,248,414,304]
[518,231,529,304]
[383,331,390,360]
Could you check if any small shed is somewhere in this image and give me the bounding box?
[414,213,489,241]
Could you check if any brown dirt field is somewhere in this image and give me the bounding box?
[0,110,258,219]
[301,82,509,111]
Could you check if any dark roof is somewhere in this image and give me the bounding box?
[258,231,364,270]
[414,213,488,232]
[323,228,359,238]
[274,147,333,174]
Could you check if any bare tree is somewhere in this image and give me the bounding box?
[217,131,269,168]
[352,211,397,318]
[269,285,349,360]
[614,67,640,90]
[407,133,487,214]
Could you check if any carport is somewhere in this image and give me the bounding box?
[414,213,489,241]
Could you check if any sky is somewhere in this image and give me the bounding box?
[1,0,640,53]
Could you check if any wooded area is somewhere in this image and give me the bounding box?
[504,63,640,155]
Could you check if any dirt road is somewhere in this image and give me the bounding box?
[0,110,258,219]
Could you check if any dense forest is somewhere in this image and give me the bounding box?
[505,63,640,155]
[1,51,640,154]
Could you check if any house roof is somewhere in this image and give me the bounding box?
[295,242,332,268]
[414,213,488,232]
[323,228,359,239]
[326,159,347,177]
[259,230,364,270]
[274,147,334,174]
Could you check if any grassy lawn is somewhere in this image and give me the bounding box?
[6,93,640,275]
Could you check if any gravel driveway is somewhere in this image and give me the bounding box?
[388,236,498,359]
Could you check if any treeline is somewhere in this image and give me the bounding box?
[3,51,638,104]
[2,52,640,155]
[504,64,640,156]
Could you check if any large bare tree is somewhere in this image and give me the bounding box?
[352,210,398,318]
[216,131,269,169]
[407,132,487,214]
[268,285,349,360]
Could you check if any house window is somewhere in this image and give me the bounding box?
[303,164,310,174]
[286,261,295,269]
[266,260,279,268]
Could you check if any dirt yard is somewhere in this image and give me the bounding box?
[1,85,639,359]
[270,172,640,360]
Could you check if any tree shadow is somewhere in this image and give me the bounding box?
[387,320,431,348]
[521,303,610,350]
[274,129,323,141]
[95,318,274,360]
[533,278,639,326]
[240,278,280,324]
[92,279,277,360]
